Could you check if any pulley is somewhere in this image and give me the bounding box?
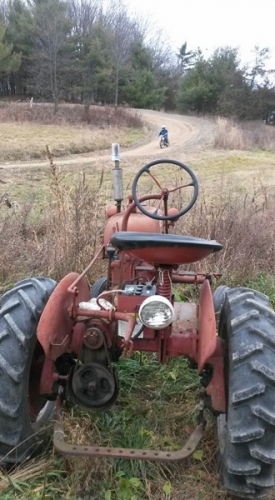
[70,362,118,410]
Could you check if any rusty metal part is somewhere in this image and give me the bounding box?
[114,299,199,359]
[39,358,56,395]
[166,331,198,359]
[75,307,136,354]
[172,272,222,285]
[205,339,226,413]
[71,363,116,408]
[83,327,104,349]
[173,302,198,331]
[197,279,217,372]
[172,274,206,284]
[37,273,91,360]
[111,258,155,284]
[54,411,204,461]
[121,194,163,231]
[104,210,161,245]
[108,198,163,284]
[117,293,145,313]
[158,268,172,300]
[69,322,87,354]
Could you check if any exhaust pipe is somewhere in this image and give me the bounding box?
[112,143,123,213]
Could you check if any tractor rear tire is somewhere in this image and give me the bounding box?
[0,277,56,465]
[217,287,275,499]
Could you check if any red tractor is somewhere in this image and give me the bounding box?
[0,150,275,499]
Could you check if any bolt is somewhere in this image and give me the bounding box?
[84,330,99,348]
[88,381,96,396]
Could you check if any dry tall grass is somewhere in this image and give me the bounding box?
[0,103,144,161]
[0,102,143,128]
[175,181,275,280]
[214,117,275,150]
[0,123,144,161]
[0,155,108,288]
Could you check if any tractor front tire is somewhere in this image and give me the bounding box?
[0,277,56,465]
[218,287,275,499]
[90,277,108,298]
[213,285,230,324]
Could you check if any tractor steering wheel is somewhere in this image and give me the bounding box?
[132,159,199,221]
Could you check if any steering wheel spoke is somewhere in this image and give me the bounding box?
[132,159,199,221]
[147,170,163,190]
[168,181,194,194]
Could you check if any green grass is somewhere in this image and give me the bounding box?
[1,355,210,500]
[5,325,275,499]
[1,148,274,212]
[244,273,275,307]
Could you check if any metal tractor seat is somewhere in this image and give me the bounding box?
[110,232,223,265]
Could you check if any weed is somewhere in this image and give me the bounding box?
[214,117,275,151]
[0,103,144,161]
[0,103,143,128]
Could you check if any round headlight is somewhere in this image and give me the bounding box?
[139,296,174,330]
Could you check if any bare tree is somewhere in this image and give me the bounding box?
[0,0,9,21]
[67,0,99,36]
[104,0,147,106]
[145,26,174,73]
[31,0,72,112]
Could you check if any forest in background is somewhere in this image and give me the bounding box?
[0,0,274,119]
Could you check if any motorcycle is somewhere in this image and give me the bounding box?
[159,135,169,148]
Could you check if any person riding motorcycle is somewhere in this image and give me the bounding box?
[158,126,169,145]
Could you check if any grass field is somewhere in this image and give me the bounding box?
[0,103,145,161]
[0,123,144,161]
[1,115,275,500]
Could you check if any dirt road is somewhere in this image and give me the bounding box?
[0,110,216,170]
[130,109,216,156]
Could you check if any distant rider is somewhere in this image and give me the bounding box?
[159,126,169,144]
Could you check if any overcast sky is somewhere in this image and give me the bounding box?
[126,0,275,70]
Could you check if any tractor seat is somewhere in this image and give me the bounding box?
[110,232,223,265]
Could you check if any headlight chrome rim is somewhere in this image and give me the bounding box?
[138,295,174,330]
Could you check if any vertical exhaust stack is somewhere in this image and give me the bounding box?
[112,143,123,213]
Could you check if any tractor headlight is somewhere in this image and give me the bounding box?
[139,296,174,330]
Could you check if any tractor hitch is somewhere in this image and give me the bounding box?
[53,406,204,462]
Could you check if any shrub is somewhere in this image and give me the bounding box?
[0,102,143,128]
[214,117,275,150]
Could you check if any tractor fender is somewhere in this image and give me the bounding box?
[37,272,90,360]
[197,279,217,372]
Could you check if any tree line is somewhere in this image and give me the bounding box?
[0,0,274,120]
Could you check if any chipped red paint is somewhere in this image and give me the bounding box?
[166,331,198,359]
[39,358,56,395]
[119,246,217,266]
[69,322,87,355]
[205,339,226,413]
[37,273,91,360]
[120,194,163,232]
